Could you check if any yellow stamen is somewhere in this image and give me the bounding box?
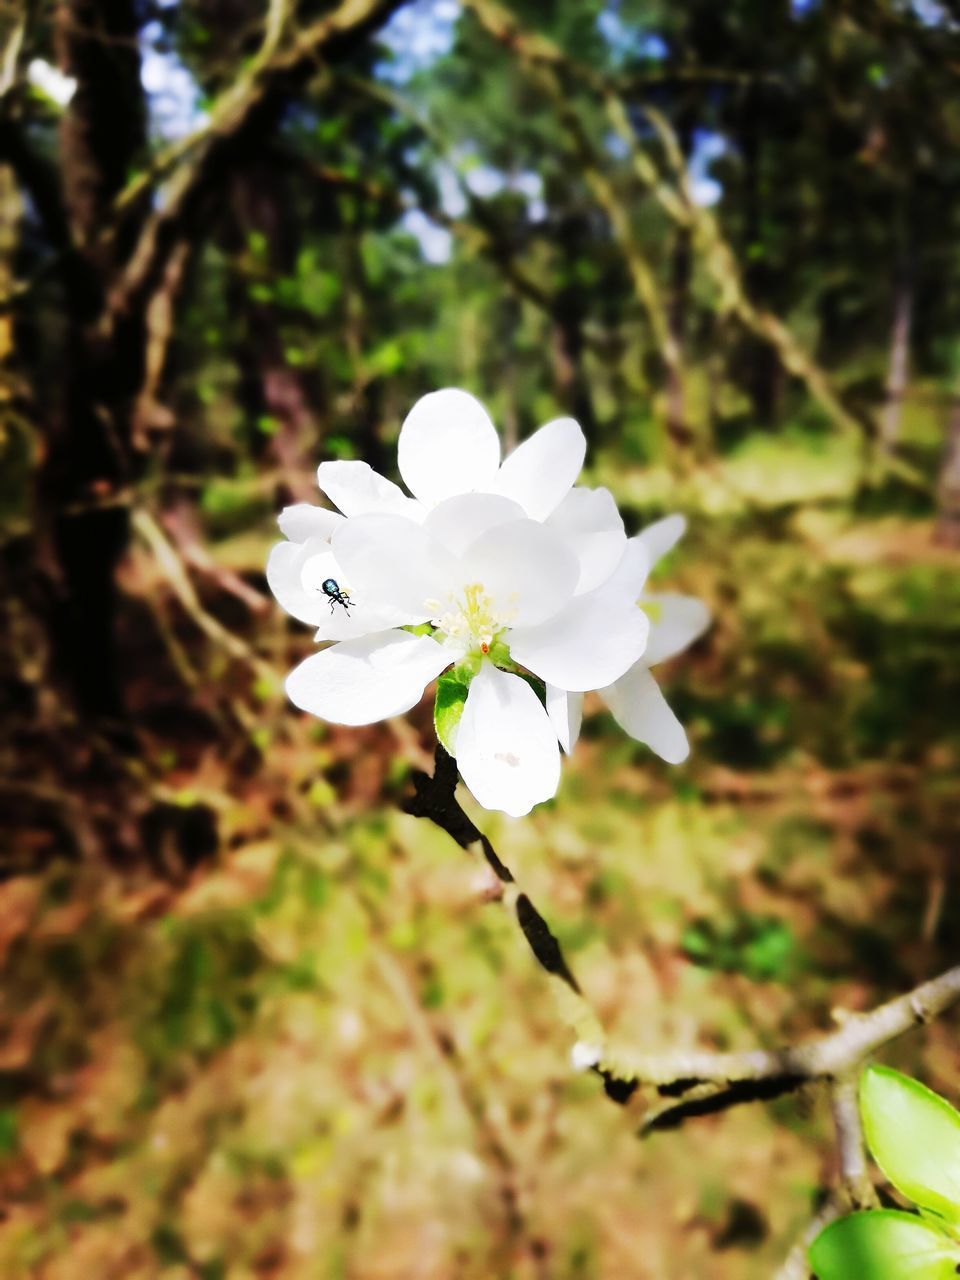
[428,581,516,653]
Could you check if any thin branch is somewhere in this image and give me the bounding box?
[830,1077,879,1211]
[462,0,926,484]
[107,0,404,322]
[404,746,604,1047]
[630,101,875,448]
[344,74,629,364]
[130,505,277,695]
[535,81,692,445]
[130,237,191,445]
[406,747,960,1133]
[0,9,24,96]
[0,116,78,261]
[774,1081,877,1278]
[602,965,960,1130]
[774,1201,841,1280]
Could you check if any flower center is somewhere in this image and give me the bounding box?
[425,582,517,654]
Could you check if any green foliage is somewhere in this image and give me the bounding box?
[434,666,472,754]
[7,2,960,1275]
[136,915,266,1077]
[809,1211,960,1280]
[860,1067,960,1227]
[0,1108,17,1156]
[810,1070,960,1278]
[681,913,798,983]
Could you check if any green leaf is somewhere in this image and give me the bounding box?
[861,1066,960,1222]
[434,669,470,754]
[808,1210,960,1280]
[0,1108,17,1155]
[247,230,268,258]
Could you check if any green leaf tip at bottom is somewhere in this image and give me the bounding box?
[434,668,471,755]
[809,1209,960,1280]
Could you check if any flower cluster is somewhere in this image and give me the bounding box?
[267,389,709,816]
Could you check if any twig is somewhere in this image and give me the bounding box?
[774,1200,840,1280]
[107,0,405,322]
[406,747,960,1132]
[602,966,960,1130]
[131,505,278,695]
[830,1077,878,1211]
[461,0,927,487]
[404,746,603,1047]
[773,1081,877,1278]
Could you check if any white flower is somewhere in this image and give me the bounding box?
[267,389,707,816]
[26,59,77,108]
[598,515,711,764]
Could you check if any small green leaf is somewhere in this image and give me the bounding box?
[809,1210,960,1280]
[434,670,470,754]
[247,230,268,258]
[0,1108,18,1155]
[861,1066,960,1222]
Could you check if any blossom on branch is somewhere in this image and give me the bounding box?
[267,389,709,816]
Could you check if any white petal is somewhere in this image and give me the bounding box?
[267,538,329,626]
[463,519,579,627]
[285,631,450,726]
[277,503,342,544]
[642,594,711,666]
[424,492,527,558]
[602,535,651,603]
[637,513,687,568]
[547,486,627,595]
[546,684,583,754]
[601,665,689,763]
[455,665,560,817]
[332,513,460,620]
[397,388,501,506]
[492,416,586,520]
[317,460,424,520]
[299,545,414,641]
[268,538,412,639]
[510,595,650,692]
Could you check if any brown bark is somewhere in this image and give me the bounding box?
[880,261,913,452]
[31,0,405,725]
[934,379,960,547]
[228,167,318,502]
[39,0,148,725]
[740,113,780,427]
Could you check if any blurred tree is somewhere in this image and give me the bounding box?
[2,0,960,861]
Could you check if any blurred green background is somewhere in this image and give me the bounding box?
[1,1,959,1276]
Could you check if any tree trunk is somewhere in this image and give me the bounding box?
[552,291,597,438]
[934,380,960,547]
[740,109,780,427]
[551,211,597,438]
[38,0,148,725]
[880,260,913,452]
[229,168,319,502]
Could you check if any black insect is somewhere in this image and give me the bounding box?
[321,577,352,614]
